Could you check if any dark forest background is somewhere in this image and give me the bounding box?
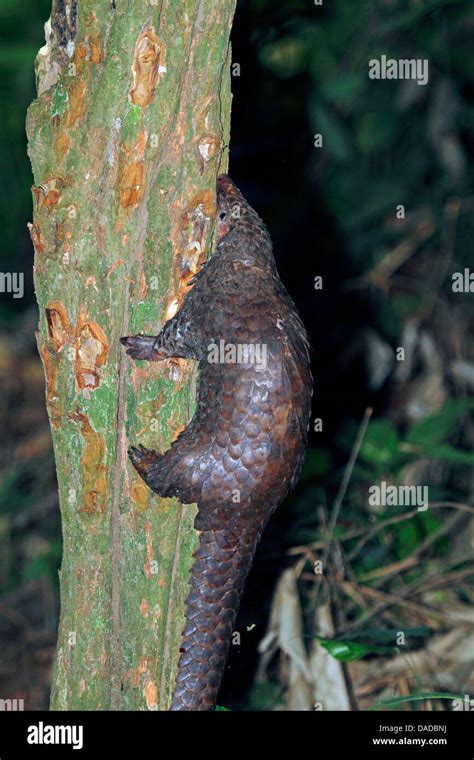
[0,0,473,710]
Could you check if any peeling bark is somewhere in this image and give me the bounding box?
[27,0,236,710]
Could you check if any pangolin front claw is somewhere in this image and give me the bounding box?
[128,443,159,473]
[120,334,166,361]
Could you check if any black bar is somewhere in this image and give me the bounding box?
[0,710,472,758]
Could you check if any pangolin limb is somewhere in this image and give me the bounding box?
[121,175,312,710]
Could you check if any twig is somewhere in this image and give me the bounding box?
[289,501,474,558]
[329,408,373,539]
[337,581,473,635]
[310,408,373,615]
[338,556,474,634]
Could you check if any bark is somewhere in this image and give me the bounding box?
[26,0,236,710]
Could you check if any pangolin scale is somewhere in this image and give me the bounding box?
[121,175,312,710]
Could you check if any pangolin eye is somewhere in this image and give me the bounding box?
[219,211,227,221]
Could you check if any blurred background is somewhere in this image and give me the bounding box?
[0,0,473,710]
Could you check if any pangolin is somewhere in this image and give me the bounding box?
[121,175,312,710]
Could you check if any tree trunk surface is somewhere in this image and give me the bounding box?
[26,0,236,710]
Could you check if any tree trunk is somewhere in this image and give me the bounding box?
[26,0,236,710]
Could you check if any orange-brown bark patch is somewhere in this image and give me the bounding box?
[87,35,102,64]
[54,131,71,162]
[124,657,155,689]
[67,410,107,515]
[144,521,155,579]
[37,341,61,428]
[33,176,72,212]
[75,306,109,391]
[117,132,148,215]
[65,80,86,128]
[131,477,149,514]
[118,161,146,209]
[37,188,60,212]
[144,680,158,710]
[28,223,45,254]
[139,269,147,298]
[46,300,70,351]
[167,189,215,309]
[130,29,166,107]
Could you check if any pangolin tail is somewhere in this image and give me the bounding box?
[170,509,270,710]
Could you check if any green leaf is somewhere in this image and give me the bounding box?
[320,73,364,110]
[425,445,474,465]
[356,111,398,154]
[406,399,474,447]
[395,519,420,560]
[419,508,441,527]
[369,692,465,710]
[359,419,399,468]
[316,637,396,661]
